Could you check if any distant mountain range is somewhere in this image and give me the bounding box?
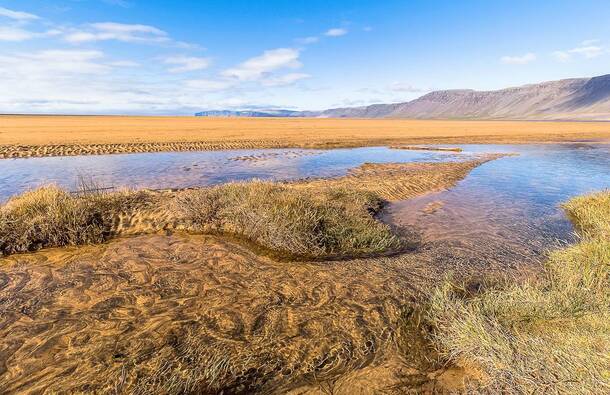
[196,74,610,121]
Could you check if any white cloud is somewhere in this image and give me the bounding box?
[297,36,319,44]
[569,45,603,58]
[552,42,605,62]
[581,39,600,46]
[262,73,310,87]
[164,56,211,73]
[64,22,169,44]
[500,52,536,65]
[325,28,348,37]
[0,7,39,21]
[221,48,301,81]
[108,60,140,67]
[184,79,237,92]
[0,50,111,75]
[0,27,62,42]
[363,26,373,32]
[0,27,36,41]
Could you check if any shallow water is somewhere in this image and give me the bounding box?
[1,143,608,266]
[0,147,464,202]
[384,143,610,267]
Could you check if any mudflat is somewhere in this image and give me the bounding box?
[1,116,609,158]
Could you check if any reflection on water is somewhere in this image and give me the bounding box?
[384,143,610,267]
[0,147,466,202]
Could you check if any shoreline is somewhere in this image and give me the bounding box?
[0,138,608,159]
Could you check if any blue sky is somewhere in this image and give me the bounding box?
[1,0,610,114]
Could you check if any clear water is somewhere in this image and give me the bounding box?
[0,143,608,267]
[0,147,469,202]
[383,143,610,267]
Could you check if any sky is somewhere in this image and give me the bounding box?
[1,0,610,115]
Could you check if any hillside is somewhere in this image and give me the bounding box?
[196,74,610,120]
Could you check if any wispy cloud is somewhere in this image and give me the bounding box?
[164,56,211,73]
[297,36,319,44]
[0,49,112,76]
[221,48,301,81]
[102,0,132,7]
[0,26,36,41]
[500,52,536,65]
[552,41,605,62]
[261,73,310,87]
[64,22,169,44]
[0,27,61,42]
[184,79,237,92]
[0,7,40,21]
[325,28,348,37]
[388,82,424,92]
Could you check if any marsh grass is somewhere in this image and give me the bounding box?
[0,186,152,255]
[176,181,401,259]
[0,181,400,259]
[425,190,610,394]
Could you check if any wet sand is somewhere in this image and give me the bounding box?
[0,217,520,394]
[0,234,453,393]
[2,116,610,158]
[0,157,518,393]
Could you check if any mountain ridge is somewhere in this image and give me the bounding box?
[195,74,610,121]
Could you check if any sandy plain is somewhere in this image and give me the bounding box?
[1,116,609,158]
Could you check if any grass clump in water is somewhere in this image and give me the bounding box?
[177,181,401,259]
[0,181,401,259]
[425,190,610,394]
[0,185,154,255]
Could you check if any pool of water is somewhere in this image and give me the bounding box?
[1,143,608,267]
[0,147,470,202]
[384,143,610,268]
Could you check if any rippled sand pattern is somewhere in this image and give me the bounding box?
[299,156,503,201]
[228,150,321,163]
[0,234,444,393]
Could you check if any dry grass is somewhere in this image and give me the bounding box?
[0,186,153,255]
[176,182,400,259]
[425,190,610,394]
[1,116,609,158]
[0,181,400,260]
[563,190,610,239]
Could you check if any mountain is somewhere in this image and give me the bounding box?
[195,74,610,120]
[195,109,304,117]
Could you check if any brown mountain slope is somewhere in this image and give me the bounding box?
[316,74,610,120]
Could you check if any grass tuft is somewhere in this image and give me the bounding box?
[0,181,400,259]
[176,181,401,259]
[425,190,610,394]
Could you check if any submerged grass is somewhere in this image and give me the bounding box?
[0,181,400,259]
[425,190,610,394]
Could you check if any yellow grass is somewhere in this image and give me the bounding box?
[1,116,609,158]
[426,190,610,394]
